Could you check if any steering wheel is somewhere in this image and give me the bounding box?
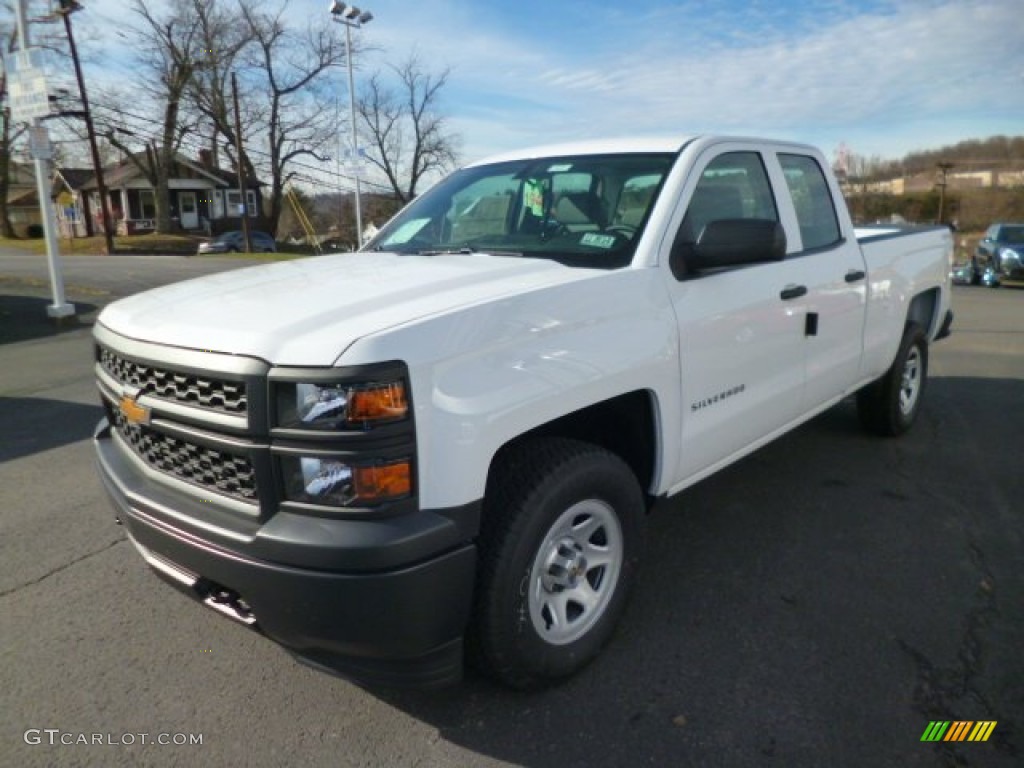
[540,219,571,240]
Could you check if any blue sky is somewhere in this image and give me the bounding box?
[55,0,1024,169]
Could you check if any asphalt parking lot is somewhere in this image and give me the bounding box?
[1,250,1022,767]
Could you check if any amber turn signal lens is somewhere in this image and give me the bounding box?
[347,382,408,424]
[353,461,412,501]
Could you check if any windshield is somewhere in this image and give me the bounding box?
[365,153,677,269]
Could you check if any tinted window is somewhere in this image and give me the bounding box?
[779,154,841,250]
[677,151,777,245]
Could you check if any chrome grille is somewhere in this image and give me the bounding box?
[111,409,258,503]
[98,347,247,415]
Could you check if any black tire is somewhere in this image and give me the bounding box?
[857,322,928,436]
[469,438,645,689]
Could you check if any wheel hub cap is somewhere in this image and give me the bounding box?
[541,539,589,591]
[526,499,624,646]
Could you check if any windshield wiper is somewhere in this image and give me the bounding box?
[416,246,523,258]
[416,246,477,255]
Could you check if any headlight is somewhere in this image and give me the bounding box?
[281,455,412,507]
[276,380,408,431]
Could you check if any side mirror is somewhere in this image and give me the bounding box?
[686,219,786,273]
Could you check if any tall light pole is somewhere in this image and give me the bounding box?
[329,1,372,249]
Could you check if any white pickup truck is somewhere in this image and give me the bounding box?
[93,136,953,689]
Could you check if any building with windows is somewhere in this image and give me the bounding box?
[52,151,265,237]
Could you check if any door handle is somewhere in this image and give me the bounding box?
[780,284,807,301]
[845,269,866,283]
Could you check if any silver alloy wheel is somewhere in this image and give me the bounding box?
[527,499,623,646]
[899,345,922,415]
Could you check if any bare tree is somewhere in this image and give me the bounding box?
[357,56,460,203]
[233,1,344,231]
[91,0,216,233]
[186,0,253,179]
[0,23,27,237]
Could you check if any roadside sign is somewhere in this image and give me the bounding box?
[5,48,50,122]
[6,48,46,73]
[29,125,53,160]
[344,147,367,177]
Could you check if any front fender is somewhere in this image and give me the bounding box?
[338,268,681,511]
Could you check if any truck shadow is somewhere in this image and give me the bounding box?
[0,396,103,462]
[370,376,1023,767]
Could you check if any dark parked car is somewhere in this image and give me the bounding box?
[196,230,277,254]
[976,223,1024,279]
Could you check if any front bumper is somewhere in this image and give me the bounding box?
[95,418,477,688]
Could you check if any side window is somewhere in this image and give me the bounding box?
[671,151,777,278]
[679,151,777,243]
[779,154,841,251]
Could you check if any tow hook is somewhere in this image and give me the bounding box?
[201,585,257,626]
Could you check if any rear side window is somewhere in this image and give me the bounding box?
[779,154,841,251]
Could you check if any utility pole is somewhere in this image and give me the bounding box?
[57,0,115,254]
[13,0,73,319]
[936,162,954,225]
[231,72,251,253]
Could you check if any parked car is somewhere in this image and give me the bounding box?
[197,230,277,254]
[976,223,1024,279]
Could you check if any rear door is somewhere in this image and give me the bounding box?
[769,151,868,409]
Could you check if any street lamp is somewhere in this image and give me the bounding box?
[329,1,373,249]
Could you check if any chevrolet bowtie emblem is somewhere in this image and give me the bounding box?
[119,394,150,425]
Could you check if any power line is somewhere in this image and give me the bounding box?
[84,100,395,194]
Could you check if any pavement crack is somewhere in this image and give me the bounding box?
[0,536,125,598]
[897,535,1017,760]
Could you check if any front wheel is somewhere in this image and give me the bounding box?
[470,438,645,689]
[857,322,928,436]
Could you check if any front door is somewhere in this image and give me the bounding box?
[179,191,198,229]
[664,146,808,486]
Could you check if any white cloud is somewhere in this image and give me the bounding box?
[51,0,1024,165]
[357,0,1023,160]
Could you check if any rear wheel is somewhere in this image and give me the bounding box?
[470,438,645,689]
[857,322,928,436]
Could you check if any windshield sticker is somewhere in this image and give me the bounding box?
[546,163,573,173]
[383,218,430,244]
[523,179,544,216]
[580,232,617,249]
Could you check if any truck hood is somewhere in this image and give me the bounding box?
[98,251,597,366]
